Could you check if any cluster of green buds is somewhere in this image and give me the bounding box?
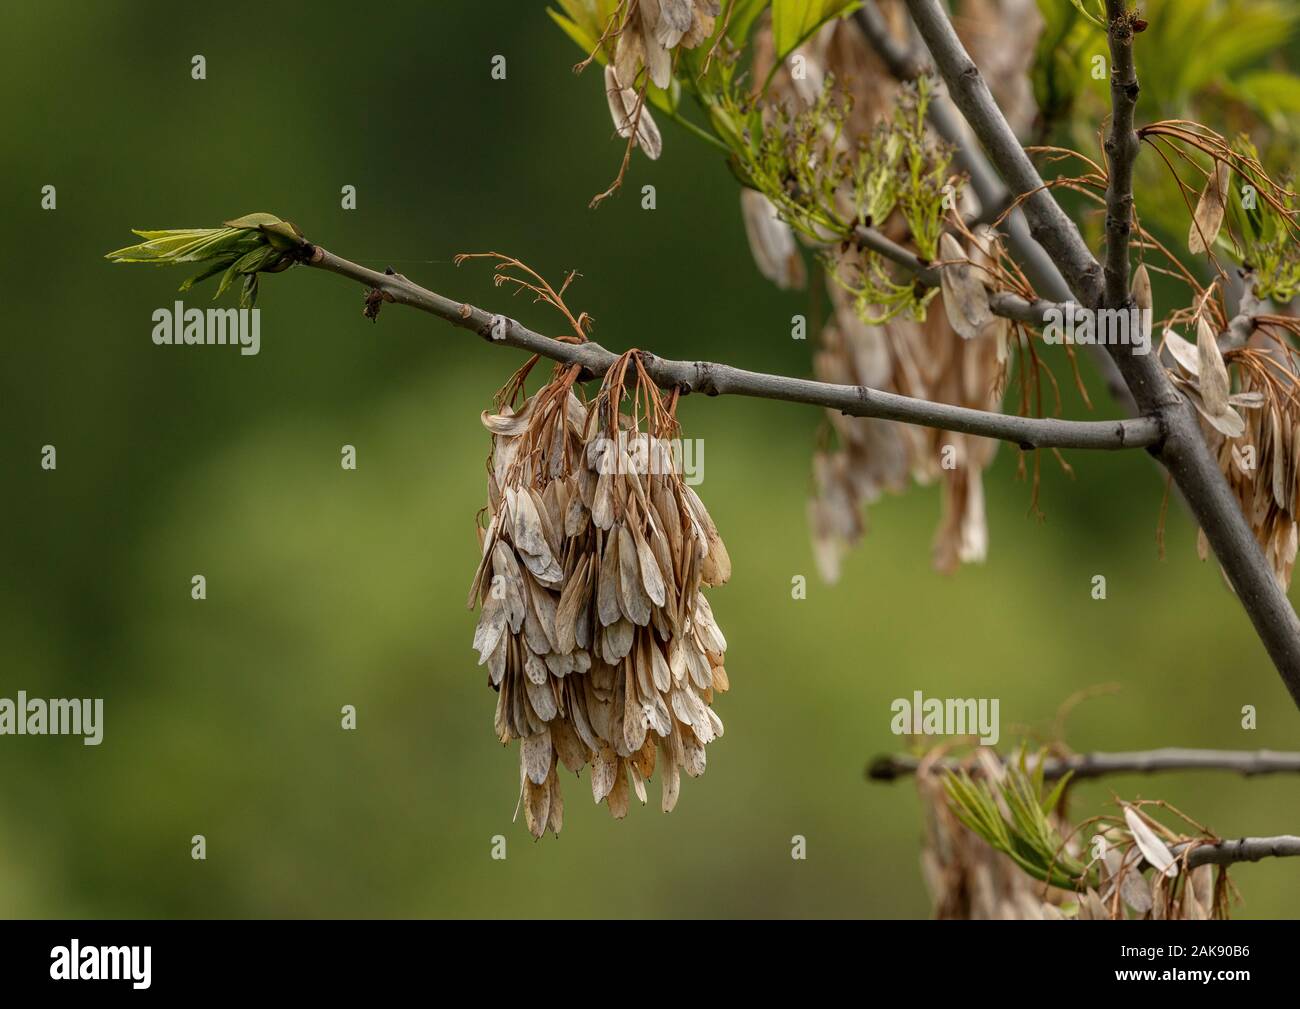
[716,73,953,323]
[105,212,308,308]
[716,75,853,245]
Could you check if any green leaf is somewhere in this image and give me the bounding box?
[240,273,259,309]
[105,227,233,263]
[214,245,274,300]
[1226,71,1300,130]
[646,76,681,115]
[178,257,234,292]
[1124,0,1297,112]
[727,0,773,44]
[1174,8,1297,99]
[547,8,601,63]
[222,212,285,230]
[553,0,617,40]
[771,0,860,64]
[1042,769,1074,816]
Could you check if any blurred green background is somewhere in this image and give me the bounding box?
[2,1,1298,919]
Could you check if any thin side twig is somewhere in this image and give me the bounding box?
[303,246,1157,451]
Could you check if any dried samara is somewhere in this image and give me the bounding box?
[469,353,731,836]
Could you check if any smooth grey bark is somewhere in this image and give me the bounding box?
[1183,835,1300,869]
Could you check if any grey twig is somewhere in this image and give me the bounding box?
[866,748,1300,782]
[852,224,1060,326]
[304,247,1156,451]
[902,0,1300,707]
[854,2,924,80]
[1101,5,1141,309]
[1181,835,1300,869]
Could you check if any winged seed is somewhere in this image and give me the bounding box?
[939,233,994,340]
[1188,161,1229,255]
[1123,805,1179,878]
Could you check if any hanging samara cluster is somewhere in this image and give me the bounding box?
[469,353,731,837]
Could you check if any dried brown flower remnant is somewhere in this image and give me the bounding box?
[809,284,915,581]
[1093,806,1227,920]
[586,1,721,204]
[1194,316,1242,436]
[1199,343,1298,589]
[1158,309,1300,585]
[739,188,806,290]
[810,236,1010,579]
[605,64,663,161]
[614,0,721,90]
[938,233,994,340]
[741,8,1033,578]
[469,353,731,836]
[920,746,1232,919]
[1188,161,1230,256]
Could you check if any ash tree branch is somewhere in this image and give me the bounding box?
[1181,835,1300,869]
[304,247,1155,451]
[902,0,1300,709]
[867,748,1300,782]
